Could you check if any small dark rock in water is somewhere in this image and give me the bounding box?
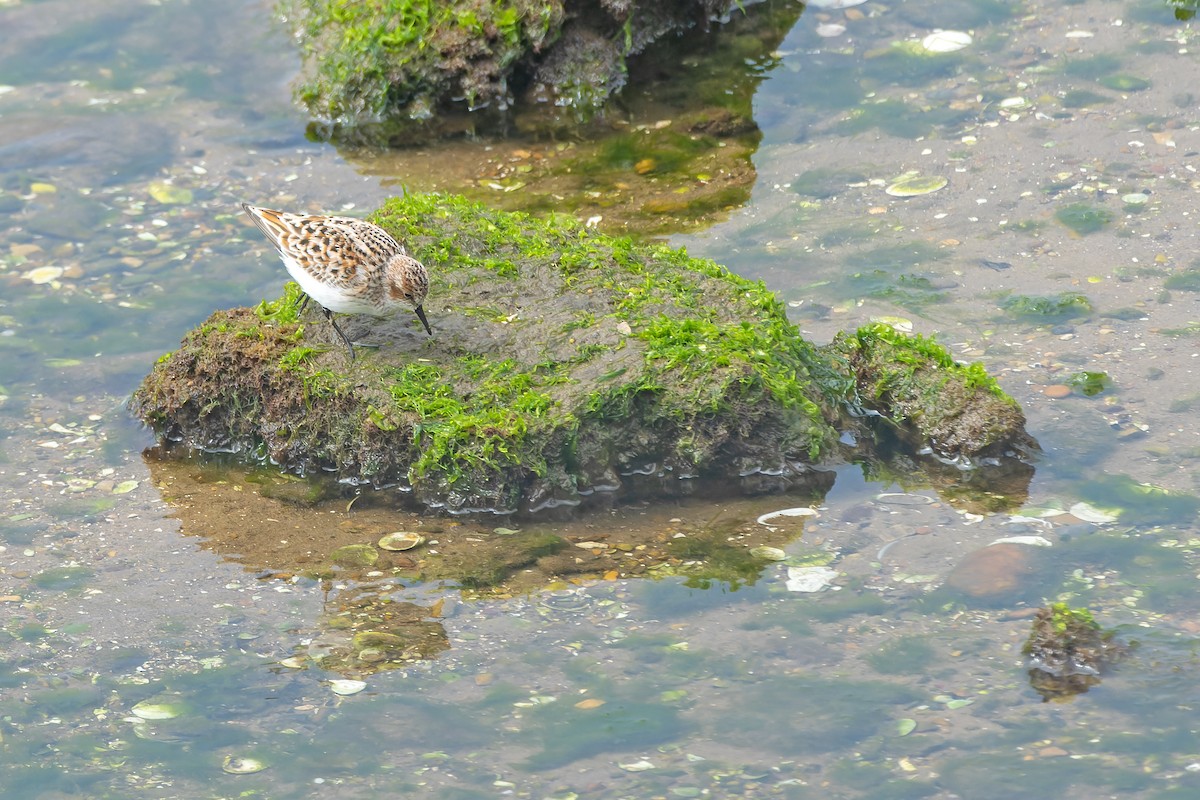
[1023,603,1129,701]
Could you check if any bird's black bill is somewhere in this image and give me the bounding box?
[414,305,433,336]
[322,307,356,362]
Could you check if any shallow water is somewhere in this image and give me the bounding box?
[4,0,1200,797]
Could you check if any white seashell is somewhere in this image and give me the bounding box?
[131,701,182,720]
[329,679,366,696]
[222,755,268,774]
[756,507,819,526]
[921,30,972,53]
[1069,502,1119,524]
[377,531,424,551]
[989,535,1053,547]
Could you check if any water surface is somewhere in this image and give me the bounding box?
[3,0,1200,797]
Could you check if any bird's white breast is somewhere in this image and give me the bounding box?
[280,252,381,316]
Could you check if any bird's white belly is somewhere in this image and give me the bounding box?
[282,255,381,316]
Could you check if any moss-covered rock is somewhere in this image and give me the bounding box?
[831,324,1036,463]
[1023,603,1129,701]
[281,0,756,141]
[132,194,1034,515]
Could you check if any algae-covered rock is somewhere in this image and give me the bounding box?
[330,543,379,569]
[831,324,1037,463]
[281,0,757,141]
[132,194,1033,515]
[1023,603,1129,701]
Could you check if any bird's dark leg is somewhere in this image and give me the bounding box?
[321,306,356,361]
[294,293,310,315]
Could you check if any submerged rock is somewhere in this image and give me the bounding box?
[132,193,1034,516]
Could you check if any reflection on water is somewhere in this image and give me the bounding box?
[5,0,1200,796]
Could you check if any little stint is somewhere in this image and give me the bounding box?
[242,203,431,360]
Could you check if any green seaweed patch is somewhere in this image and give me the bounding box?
[31,566,95,591]
[802,590,889,622]
[818,222,883,248]
[847,270,949,308]
[1055,203,1114,235]
[1164,266,1200,291]
[1067,371,1111,397]
[834,98,972,139]
[848,324,1011,399]
[1077,473,1200,526]
[374,194,843,453]
[1060,89,1112,109]
[521,695,683,771]
[1062,53,1123,80]
[593,129,716,175]
[1000,292,1092,321]
[385,359,560,490]
[1099,74,1150,92]
[663,528,773,590]
[1159,322,1200,337]
[255,280,306,325]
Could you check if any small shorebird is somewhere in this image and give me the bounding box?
[241,203,431,360]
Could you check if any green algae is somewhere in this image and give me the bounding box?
[843,324,1012,401]
[1055,202,1114,235]
[1164,265,1200,291]
[834,98,972,139]
[521,696,683,770]
[330,543,378,568]
[365,193,839,492]
[1099,74,1151,92]
[31,566,95,591]
[1077,474,1200,526]
[1063,53,1124,80]
[1001,291,1092,321]
[1067,370,1112,397]
[1060,89,1112,109]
